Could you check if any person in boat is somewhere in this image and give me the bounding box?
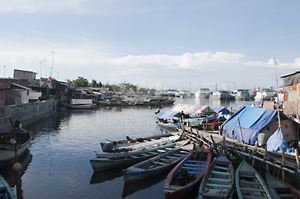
[155,108,160,114]
[103,141,117,152]
[194,140,205,160]
[15,120,28,133]
[178,168,192,186]
[125,136,133,143]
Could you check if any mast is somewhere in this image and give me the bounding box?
[273,57,281,127]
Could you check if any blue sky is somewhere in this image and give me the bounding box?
[0,0,299,91]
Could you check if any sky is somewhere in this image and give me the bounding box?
[0,0,300,91]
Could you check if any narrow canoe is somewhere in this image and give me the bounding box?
[0,175,16,199]
[90,139,190,171]
[123,145,192,183]
[265,173,300,199]
[97,134,181,158]
[235,159,274,199]
[164,145,212,199]
[199,154,235,199]
[99,132,179,152]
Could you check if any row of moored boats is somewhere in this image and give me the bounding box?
[89,131,300,198]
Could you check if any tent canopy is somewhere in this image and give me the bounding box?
[221,106,287,145]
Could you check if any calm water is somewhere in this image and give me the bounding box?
[1,98,238,199]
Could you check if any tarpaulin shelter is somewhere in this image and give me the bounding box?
[171,104,192,113]
[194,105,215,115]
[154,111,178,120]
[212,107,230,115]
[220,106,289,145]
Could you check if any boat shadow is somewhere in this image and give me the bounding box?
[122,170,169,198]
[90,168,123,184]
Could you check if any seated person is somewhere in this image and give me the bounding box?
[178,168,192,186]
[194,140,205,160]
[103,141,116,152]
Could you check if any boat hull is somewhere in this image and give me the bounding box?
[123,147,190,183]
[0,131,32,167]
[235,159,273,199]
[90,142,178,171]
[199,154,235,199]
[164,146,211,199]
[157,122,178,131]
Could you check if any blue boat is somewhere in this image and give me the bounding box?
[0,175,16,199]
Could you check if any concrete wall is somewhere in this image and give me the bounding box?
[0,99,58,132]
[283,83,300,115]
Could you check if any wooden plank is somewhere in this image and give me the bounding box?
[239,181,261,185]
[240,187,265,192]
[211,171,230,175]
[183,163,206,167]
[187,160,207,163]
[206,183,231,188]
[152,161,167,166]
[278,193,297,197]
[208,178,231,183]
[181,166,203,171]
[188,171,201,175]
[214,165,229,171]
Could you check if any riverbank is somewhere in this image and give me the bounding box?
[0,99,58,132]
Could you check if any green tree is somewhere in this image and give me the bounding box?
[72,77,89,87]
[90,79,97,87]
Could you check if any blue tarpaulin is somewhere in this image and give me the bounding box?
[267,127,289,152]
[154,111,178,119]
[221,106,287,145]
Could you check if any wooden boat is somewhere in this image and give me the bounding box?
[66,99,96,109]
[123,144,192,183]
[0,130,32,167]
[265,173,300,198]
[184,113,221,128]
[0,175,16,199]
[164,145,212,199]
[235,159,274,199]
[99,132,179,152]
[95,97,122,106]
[157,121,179,131]
[90,140,189,171]
[97,136,180,158]
[199,154,235,199]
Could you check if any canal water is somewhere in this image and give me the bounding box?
[1,98,238,199]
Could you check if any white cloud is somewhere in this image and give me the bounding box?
[0,37,298,90]
[0,0,93,14]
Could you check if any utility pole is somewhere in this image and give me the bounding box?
[44,59,47,77]
[4,65,6,78]
[51,52,54,78]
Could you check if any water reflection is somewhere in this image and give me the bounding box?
[90,168,123,184]
[122,170,169,198]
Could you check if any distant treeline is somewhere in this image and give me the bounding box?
[71,76,149,94]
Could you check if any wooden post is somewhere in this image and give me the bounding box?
[282,148,286,181]
[295,147,300,173]
[237,117,244,144]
